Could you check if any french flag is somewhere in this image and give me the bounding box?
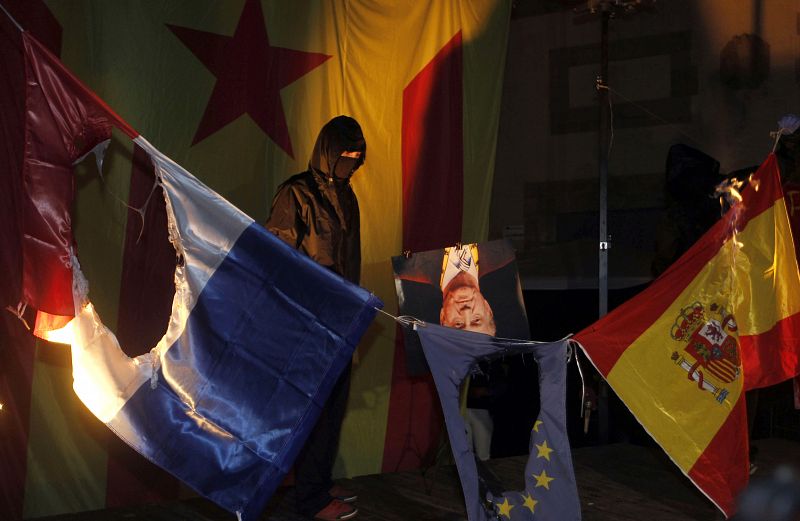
[21,32,381,520]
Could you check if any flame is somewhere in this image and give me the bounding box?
[715,176,746,207]
[38,319,75,345]
[713,172,760,297]
[714,173,759,218]
[33,310,75,345]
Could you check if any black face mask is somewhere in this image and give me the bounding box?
[333,156,360,180]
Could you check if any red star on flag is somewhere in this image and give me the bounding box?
[167,0,331,157]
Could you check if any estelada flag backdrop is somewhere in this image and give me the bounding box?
[0,0,511,518]
[575,154,800,517]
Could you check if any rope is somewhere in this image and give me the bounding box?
[772,127,789,154]
[5,302,30,330]
[573,340,588,419]
[374,305,573,351]
[597,82,614,159]
[374,307,427,328]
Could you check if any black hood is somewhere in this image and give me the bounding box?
[309,115,367,179]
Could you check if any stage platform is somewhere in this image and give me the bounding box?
[33,438,800,521]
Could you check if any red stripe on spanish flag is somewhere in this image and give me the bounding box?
[576,154,800,517]
[687,393,749,514]
[739,313,800,390]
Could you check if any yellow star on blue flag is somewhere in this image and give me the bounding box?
[533,469,555,490]
[535,439,554,461]
[496,497,514,519]
[521,492,538,513]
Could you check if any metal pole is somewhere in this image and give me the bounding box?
[598,8,609,319]
[597,6,610,444]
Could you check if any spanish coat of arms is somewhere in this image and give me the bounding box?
[670,302,741,404]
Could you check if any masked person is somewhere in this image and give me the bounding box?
[265,116,366,521]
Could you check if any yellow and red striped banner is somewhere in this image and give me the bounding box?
[0,1,511,517]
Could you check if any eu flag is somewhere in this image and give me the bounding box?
[415,324,581,521]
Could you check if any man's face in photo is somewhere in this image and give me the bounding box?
[440,272,495,335]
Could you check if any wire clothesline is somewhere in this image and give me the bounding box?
[373,305,570,347]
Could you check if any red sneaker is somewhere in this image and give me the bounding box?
[313,499,358,520]
[329,485,358,503]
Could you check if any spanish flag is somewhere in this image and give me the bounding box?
[575,153,800,517]
[0,1,510,518]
